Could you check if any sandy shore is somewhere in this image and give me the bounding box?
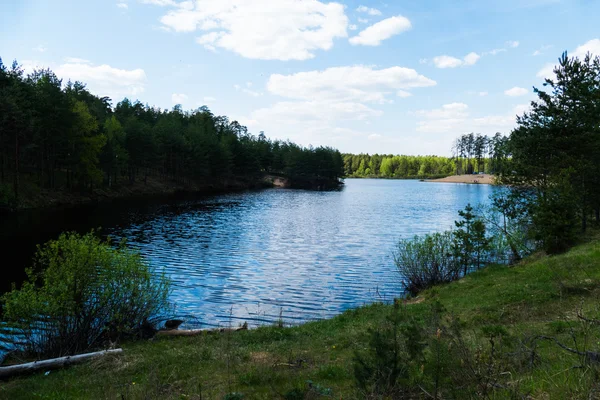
[425,174,495,185]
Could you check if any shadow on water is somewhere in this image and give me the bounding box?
[1,179,495,328]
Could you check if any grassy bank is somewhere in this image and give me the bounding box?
[2,238,600,399]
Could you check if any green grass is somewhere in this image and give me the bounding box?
[2,238,600,399]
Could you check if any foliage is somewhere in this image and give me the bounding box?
[1,231,171,357]
[342,153,456,178]
[1,240,600,398]
[394,231,462,296]
[0,182,16,208]
[453,203,491,274]
[353,302,427,397]
[452,132,510,175]
[353,301,525,398]
[501,52,600,252]
[0,58,344,199]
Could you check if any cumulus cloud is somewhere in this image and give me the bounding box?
[172,93,188,104]
[506,40,520,48]
[504,86,528,97]
[349,24,358,31]
[349,16,412,46]
[415,103,523,134]
[117,3,128,9]
[147,0,349,61]
[414,103,469,119]
[537,39,600,80]
[267,65,436,103]
[573,38,600,58]
[240,65,435,148]
[356,5,382,16]
[536,63,555,80]
[55,60,146,100]
[64,57,91,64]
[432,53,480,68]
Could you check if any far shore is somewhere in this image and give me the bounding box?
[425,174,495,185]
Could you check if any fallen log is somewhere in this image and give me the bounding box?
[0,349,123,379]
[156,322,248,337]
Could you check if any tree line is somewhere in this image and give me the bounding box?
[451,132,509,175]
[0,59,344,207]
[342,154,456,178]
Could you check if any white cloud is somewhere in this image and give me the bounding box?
[536,39,600,80]
[267,65,436,103]
[532,44,552,56]
[140,0,178,5]
[172,93,188,104]
[573,38,600,58]
[55,61,146,100]
[506,40,520,48]
[151,0,349,61]
[415,103,469,119]
[357,17,369,24]
[33,45,46,53]
[479,91,488,96]
[432,55,463,69]
[349,24,358,31]
[463,52,480,66]
[64,57,91,64]
[117,3,128,9]
[368,133,382,140]
[536,63,555,79]
[415,103,523,135]
[241,65,435,148]
[486,48,506,56]
[504,86,528,97]
[356,5,382,16]
[432,52,480,68]
[234,83,263,97]
[349,16,412,46]
[250,101,383,125]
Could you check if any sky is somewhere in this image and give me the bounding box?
[1,0,599,156]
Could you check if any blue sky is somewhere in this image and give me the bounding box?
[1,0,599,155]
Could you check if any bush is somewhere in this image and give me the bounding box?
[1,231,171,357]
[0,183,17,209]
[394,231,461,296]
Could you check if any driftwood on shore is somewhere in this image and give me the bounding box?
[156,322,248,337]
[0,349,123,379]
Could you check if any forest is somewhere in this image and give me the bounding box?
[343,132,509,178]
[0,59,344,208]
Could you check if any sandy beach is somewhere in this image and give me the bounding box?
[425,174,495,184]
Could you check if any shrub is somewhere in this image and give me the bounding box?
[394,231,461,296]
[0,183,17,209]
[1,231,171,357]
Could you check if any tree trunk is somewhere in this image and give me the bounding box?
[0,349,123,379]
[13,133,19,200]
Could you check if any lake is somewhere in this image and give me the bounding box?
[1,179,495,328]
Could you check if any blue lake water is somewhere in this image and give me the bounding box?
[2,179,495,329]
[106,179,495,327]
